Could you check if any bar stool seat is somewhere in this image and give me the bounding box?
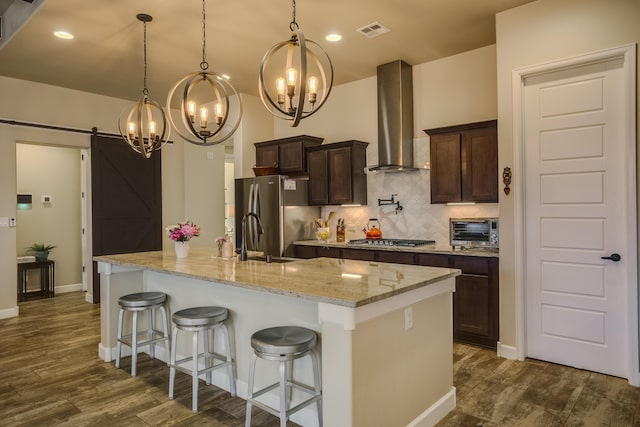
[245,326,322,427]
[169,306,236,413]
[115,291,170,377]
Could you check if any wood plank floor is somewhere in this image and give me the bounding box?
[2,291,639,426]
[0,292,291,426]
[437,344,640,426]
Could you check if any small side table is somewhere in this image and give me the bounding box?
[17,260,55,302]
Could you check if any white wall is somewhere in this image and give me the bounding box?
[16,143,82,288]
[495,0,640,347]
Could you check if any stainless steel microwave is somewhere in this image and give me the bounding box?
[450,218,499,249]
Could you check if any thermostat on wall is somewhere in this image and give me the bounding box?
[41,195,52,203]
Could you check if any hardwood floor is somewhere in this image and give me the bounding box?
[2,292,638,426]
[437,344,640,426]
[0,292,290,427]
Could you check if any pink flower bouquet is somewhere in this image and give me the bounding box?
[165,221,200,242]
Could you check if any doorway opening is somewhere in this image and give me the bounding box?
[16,143,88,298]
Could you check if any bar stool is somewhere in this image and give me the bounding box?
[168,306,236,413]
[245,326,322,427]
[115,291,170,377]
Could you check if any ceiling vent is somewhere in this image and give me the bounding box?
[356,22,390,38]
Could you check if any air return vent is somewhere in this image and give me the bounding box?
[356,21,390,38]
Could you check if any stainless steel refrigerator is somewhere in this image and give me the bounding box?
[235,175,320,258]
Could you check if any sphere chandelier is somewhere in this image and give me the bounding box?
[166,0,242,146]
[259,0,334,127]
[118,14,169,158]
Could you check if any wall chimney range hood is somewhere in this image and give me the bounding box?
[368,60,417,172]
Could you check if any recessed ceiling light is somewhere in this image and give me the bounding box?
[54,31,74,40]
[325,34,342,42]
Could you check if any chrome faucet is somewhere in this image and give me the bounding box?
[240,212,263,261]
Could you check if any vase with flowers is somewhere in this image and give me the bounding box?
[166,221,200,258]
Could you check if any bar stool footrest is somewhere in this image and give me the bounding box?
[118,329,168,348]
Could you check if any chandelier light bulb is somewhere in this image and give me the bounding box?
[188,102,197,123]
[276,78,286,104]
[308,76,318,104]
[128,122,136,139]
[215,103,223,125]
[200,107,208,129]
[149,121,156,140]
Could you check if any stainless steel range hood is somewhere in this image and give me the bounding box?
[368,60,417,172]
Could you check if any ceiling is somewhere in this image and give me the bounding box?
[0,0,535,103]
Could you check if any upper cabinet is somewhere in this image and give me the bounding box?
[424,120,498,204]
[254,135,324,176]
[307,140,368,206]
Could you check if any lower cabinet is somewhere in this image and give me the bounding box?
[294,244,500,349]
[450,256,499,349]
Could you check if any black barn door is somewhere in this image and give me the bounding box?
[91,134,162,303]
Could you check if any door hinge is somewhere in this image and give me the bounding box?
[82,266,86,273]
[82,228,85,235]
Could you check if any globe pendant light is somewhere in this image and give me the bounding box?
[259,0,333,127]
[118,14,169,158]
[166,0,242,146]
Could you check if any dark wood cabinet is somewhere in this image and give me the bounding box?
[450,256,499,348]
[316,246,341,258]
[294,243,500,349]
[254,135,323,175]
[294,245,342,259]
[255,144,278,168]
[307,140,368,206]
[341,248,376,261]
[307,149,329,205]
[294,245,317,259]
[425,120,498,204]
[416,253,450,268]
[377,251,416,265]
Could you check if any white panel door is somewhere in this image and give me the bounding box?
[524,57,629,377]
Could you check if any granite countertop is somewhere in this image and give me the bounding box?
[94,247,460,308]
[294,240,500,258]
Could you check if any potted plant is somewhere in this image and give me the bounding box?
[27,243,56,262]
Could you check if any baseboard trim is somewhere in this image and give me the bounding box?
[55,283,83,294]
[497,342,518,360]
[407,387,456,427]
[0,306,19,319]
[85,293,93,303]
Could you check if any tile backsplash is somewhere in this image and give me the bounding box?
[320,135,499,245]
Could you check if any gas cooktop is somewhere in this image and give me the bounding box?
[348,238,435,247]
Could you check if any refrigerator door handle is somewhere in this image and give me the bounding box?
[253,184,261,249]
[247,183,256,250]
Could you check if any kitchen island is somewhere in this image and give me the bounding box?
[95,247,460,427]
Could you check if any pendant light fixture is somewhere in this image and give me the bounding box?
[118,14,169,158]
[259,0,334,127]
[166,0,242,146]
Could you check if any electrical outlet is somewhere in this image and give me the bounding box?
[404,307,413,330]
[9,217,16,227]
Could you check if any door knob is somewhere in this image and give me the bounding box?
[601,253,622,262]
